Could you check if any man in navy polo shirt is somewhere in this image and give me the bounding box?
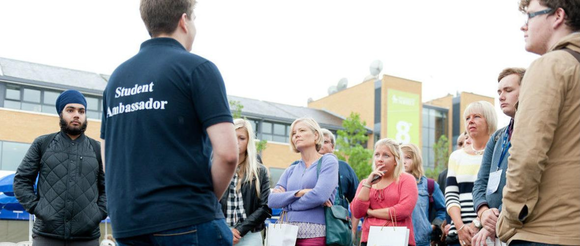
[100,0,238,245]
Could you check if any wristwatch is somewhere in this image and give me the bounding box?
[473,218,483,229]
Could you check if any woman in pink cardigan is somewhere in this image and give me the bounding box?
[351,138,418,246]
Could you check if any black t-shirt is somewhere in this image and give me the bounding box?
[101,38,233,238]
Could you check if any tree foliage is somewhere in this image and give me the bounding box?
[229,100,267,152]
[335,112,373,181]
[424,135,449,179]
[229,100,244,119]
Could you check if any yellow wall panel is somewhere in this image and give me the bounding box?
[308,80,375,128]
[0,108,102,144]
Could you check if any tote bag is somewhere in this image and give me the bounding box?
[265,211,299,246]
[315,156,353,246]
[366,208,410,246]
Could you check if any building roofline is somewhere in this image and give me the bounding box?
[0,75,103,96]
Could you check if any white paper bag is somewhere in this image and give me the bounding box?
[366,226,409,246]
[265,223,299,246]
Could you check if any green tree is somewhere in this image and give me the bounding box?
[424,135,449,179]
[229,100,244,119]
[335,112,373,181]
[228,100,267,152]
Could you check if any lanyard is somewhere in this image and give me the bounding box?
[496,126,511,171]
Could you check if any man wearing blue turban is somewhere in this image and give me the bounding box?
[13,89,107,246]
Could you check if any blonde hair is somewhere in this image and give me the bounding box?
[463,101,498,135]
[289,117,323,153]
[401,143,424,180]
[373,138,404,181]
[234,118,261,197]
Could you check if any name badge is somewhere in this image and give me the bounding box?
[486,169,503,195]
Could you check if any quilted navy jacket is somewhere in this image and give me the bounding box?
[14,131,107,240]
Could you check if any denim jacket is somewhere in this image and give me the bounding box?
[411,176,446,246]
[472,126,509,213]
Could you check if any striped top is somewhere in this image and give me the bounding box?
[445,149,482,235]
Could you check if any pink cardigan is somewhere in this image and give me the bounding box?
[351,172,418,245]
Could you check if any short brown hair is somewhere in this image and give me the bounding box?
[498,67,526,84]
[519,0,580,31]
[140,0,195,37]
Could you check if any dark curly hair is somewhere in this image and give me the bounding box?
[519,0,580,31]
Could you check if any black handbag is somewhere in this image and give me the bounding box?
[316,157,353,246]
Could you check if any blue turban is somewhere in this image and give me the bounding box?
[55,90,87,114]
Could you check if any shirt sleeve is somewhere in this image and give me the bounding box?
[287,154,339,211]
[13,137,43,213]
[472,132,498,213]
[432,182,447,225]
[498,55,570,237]
[389,174,418,220]
[344,162,359,203]
[267,165,299,209]
[445,151,461,212]
[350,180,371,219]
[190,61,233,129]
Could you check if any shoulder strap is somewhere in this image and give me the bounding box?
[427,178,435,203]
[315,156,344,205]
[564,48,580,63]
[494,126,507,144]
[88,138,103,167]
[40,132,59,158]
[315,156,323,177]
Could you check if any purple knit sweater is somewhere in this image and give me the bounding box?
[268,153,339,225]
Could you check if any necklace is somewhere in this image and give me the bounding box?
[470,145,485,155]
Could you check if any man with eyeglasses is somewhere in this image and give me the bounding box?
[496,0,580,245]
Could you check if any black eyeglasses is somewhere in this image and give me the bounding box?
[525,8,554,25]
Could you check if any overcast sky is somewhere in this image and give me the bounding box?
[0,0,539,126]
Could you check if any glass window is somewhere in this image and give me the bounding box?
[422,109,430,128]
[262,122,272,134]
[6,87,20,100]
[273,123,286,135]
[21,102,41,112]
[86,97,99,111]
[261,134,273,141]
[4,100,20,110]
[422,146,430,168]
[23,88,41,103]
[250,120,259,137]
[428,148,435,168]
[87,111,101,120]
[1,142,30,171]
[43,91,60,105]
[42,105,56,114]
[269,168,285,188]
[422,127,430,147]
[273,135,287,143]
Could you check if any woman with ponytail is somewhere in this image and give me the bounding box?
[220,118,272,245]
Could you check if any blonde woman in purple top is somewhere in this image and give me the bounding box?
[268,117,339,246]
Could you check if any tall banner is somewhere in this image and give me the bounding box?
[387,89,420,145]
